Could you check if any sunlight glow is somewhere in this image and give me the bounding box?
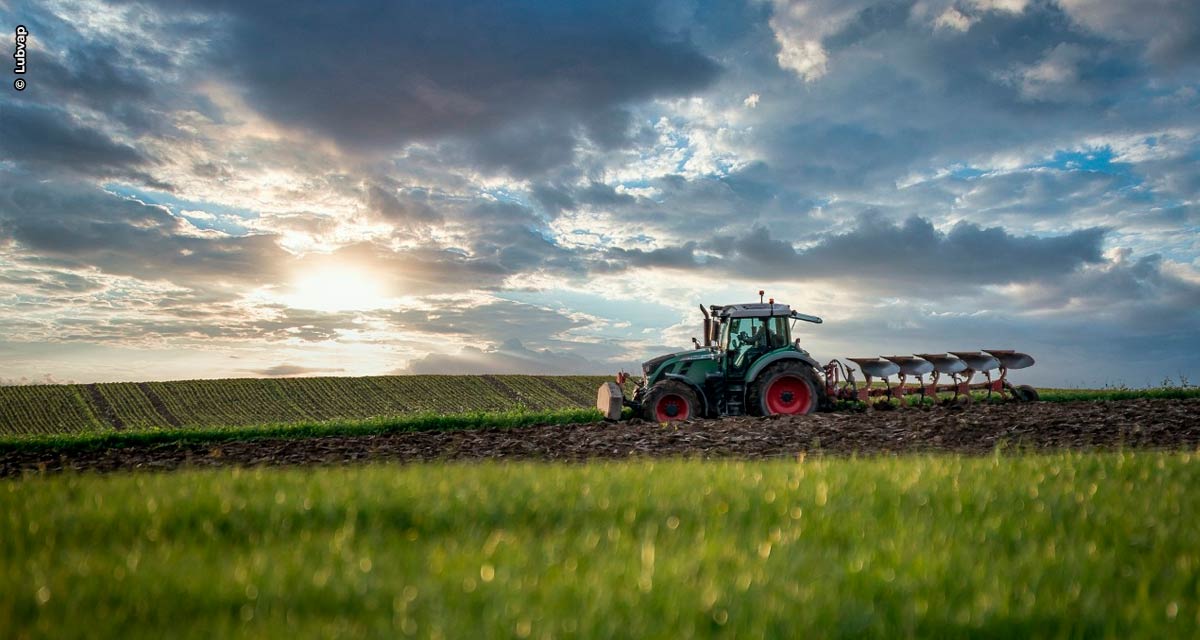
[285,266,387,312]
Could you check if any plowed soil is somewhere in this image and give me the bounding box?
[3,399,1198,476]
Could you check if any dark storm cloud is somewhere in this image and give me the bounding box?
[462,119,582,177]
[0,175,287,288]
[603,214,1107,288]
[0,103,160,184]
[35,38,157,113]
[606,243,705,271]
[530,179,641,215]
[530,184,578,215]
[139,0,719,164]
[363,183,443,228]
[762,215,1107,284]
[530,164,809,238]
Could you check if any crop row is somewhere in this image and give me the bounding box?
[0,375,610,436]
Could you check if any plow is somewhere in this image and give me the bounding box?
[598,293,1037,421]
[830,350,1037,408]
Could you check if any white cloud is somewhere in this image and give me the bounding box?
[1002,43,1090,103]
[767,0,869,80]
[934,7,973,31]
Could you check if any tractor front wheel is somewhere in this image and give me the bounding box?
[749,361,824,416]
[641,380,700,422]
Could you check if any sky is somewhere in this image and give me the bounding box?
[0,0,1197,387]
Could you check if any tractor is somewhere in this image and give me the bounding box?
[598,293,827,421]
[596,292,1037,421]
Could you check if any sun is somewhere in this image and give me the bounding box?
[284,266,386,312]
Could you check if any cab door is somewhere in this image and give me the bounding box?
[724,316,791,377]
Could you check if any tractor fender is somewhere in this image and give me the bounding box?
[745,351,822,385]
[662,373,710,416]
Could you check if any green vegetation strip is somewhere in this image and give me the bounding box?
[3,454,1198,637]
[0,408,604,455]
[1037,387,1200,402]
[834,386,1200,409]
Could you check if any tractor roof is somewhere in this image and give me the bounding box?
[711,302,791,318]
[709,302,823,324]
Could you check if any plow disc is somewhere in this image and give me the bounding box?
[826,350,1036,407]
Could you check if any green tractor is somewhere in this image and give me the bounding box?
[597,293,827,421]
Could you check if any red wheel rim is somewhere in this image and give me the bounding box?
[765,376,812,415]
[654,394,690,421]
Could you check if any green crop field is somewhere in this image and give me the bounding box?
[0,375,609,436]
[3,453,1198,638]
[4,374,1199,441]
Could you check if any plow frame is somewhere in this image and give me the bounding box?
[822,359,1025,407]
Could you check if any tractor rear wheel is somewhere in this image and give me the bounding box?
[749,361,825,416]
[641,380,700,422]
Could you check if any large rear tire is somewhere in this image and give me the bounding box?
[641,380,701,422]
[749,361,825,416]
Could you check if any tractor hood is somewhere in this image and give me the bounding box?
[641,348,714,378]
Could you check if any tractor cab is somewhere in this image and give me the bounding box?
[598,294,827,421]
[713,303,798,376]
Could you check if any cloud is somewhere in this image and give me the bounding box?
[363,182,443,228]
[0,373,76,386]
[767,0,866,80]
[1056,0,1200,68]
[738,1,1195,205]
[1008,249,1200,325]
[248,364,345,377]
[604,214,1107,290]
[0,103,159,183]
[166,0,719,162]
[0,175,288,289]
[1002,43,1092,102]
[399,338,608,375]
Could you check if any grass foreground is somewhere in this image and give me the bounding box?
[3,453,1199,638]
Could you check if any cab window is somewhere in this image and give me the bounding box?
[726,316,790,354]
